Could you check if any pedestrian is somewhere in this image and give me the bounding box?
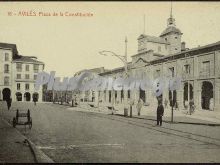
[6,98,12,110]
[136,98,143,116]
[164,98,168,109]
[129,99,134,117]
[156,101,164,126]
[33,96,37,106]
[189,99,194,115]
[111,97,115,115]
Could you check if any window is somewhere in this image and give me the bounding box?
[34,75,37,80]
[4,64,9,73]
[16,63,22,72]
[25,65,29,71]
[5,53,9,61]
[184,64,190,74]
[34,64,39,73]
[17,83,21,90]
[165,38,167,41]
[156,69,160,78]
[25,74,30,79]
[202,61,210,75]
[175,48,178,50]
[17,74,21,79]
[4,76,9,86]
[25,84,30,90]
[158,46,161,52]
[175,36,178,39]
[169,67,175,77]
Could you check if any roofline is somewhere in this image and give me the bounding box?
[100,41,220,75]
[160,31,183,37]
[0,47,13,51]
[152,41,220,64]
[12,60,44,64]
[131,49,154,57]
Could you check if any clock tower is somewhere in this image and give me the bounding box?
[160,3,183,54]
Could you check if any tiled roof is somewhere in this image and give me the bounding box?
[13,55,44,64]
[160,26,182,37]
[0,42,18,57]
[138,34,168,44]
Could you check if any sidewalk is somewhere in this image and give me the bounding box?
[66,102,220,125]
[0,117,35,163]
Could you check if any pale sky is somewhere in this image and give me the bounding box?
[0,2,220,77]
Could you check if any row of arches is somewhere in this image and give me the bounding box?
[16,92,39,102]
[2,88,39,102]
[138,81,214,110]
[183,81,213,110]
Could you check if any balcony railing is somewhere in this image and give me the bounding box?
[34,69,39,73]
[17,68,22,72]
[4,70,9,73]
[4,82,9,86]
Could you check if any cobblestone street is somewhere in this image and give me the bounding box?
[1,101,220,163]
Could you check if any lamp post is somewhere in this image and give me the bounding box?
[165,56,175,123]
[99,37,129,116]
[99,37,128,77]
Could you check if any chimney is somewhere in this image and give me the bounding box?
[181,42,186,51]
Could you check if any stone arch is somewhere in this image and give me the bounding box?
[201,81,214,110]
[24,92,31,101]
[183,82,193,106]
[32,92,39,102]
[139,87,146,103]
[16,92,22,101]
[2,88,11,101]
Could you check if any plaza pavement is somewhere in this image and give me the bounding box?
[0,116,35,163]
[0,101,53,163]
[1,101,220,163]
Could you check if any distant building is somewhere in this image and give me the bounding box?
[0,43,44,102]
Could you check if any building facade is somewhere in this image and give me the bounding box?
[0,43,44,102]
[77,11,220,112]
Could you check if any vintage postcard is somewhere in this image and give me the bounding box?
[0,1,220,163]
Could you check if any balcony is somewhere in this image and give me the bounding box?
[4,82,9,86]
[17,68,22,72]
[34,69,39,73]
[4,70,9,73]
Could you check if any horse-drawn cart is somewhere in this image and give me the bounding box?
[13,109,32,129]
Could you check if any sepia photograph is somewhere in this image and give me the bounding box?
[0,1,220,163]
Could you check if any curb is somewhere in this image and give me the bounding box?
[119,115,220,126]
[2,118,54,163]
[25,139,54,163]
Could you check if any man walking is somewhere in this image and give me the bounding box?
[6,98,12,110]
[157,101,164,126]
[136,98,143,116]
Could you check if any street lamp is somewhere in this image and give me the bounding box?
[99,37,128,77]
[99,37,129,116]
[164,56,175,123]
